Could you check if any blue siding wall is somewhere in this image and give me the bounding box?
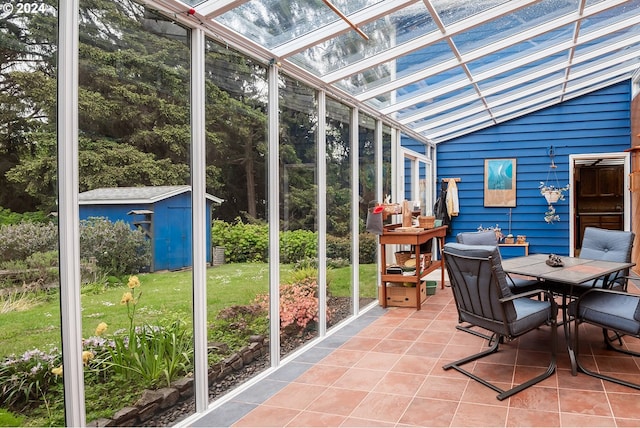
[436,81,632,255]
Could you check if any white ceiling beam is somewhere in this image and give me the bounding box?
[197,0,250,19]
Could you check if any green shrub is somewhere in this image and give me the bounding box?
[0,222,58,263]
[280,229,317,264]
[212,219,268,263]
[79,217,151,275]
[358,233,377,264]
[0,408,24,426]
[326,235,350,260]
[0,208,49,226]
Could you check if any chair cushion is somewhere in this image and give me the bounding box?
[580,227,634,263]
[456,230,499,245]
[576,291,640,336]
[511,298,552,336]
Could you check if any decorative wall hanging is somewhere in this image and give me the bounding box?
[540,146,569,223]
[484,158,516,207]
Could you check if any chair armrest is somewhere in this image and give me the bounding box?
[499,289,551,302]
[500,289,558,318]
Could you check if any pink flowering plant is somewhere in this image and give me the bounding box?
[255,272,332,336]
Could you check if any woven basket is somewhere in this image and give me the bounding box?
[421,253,432,269]
[395,251,412,265]
[418,215,435,229]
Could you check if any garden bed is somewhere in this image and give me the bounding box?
[89,296,373,427]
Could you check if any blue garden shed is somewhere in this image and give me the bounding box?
[79,185,223,272]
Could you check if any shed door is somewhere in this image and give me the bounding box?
[166,206,191,270]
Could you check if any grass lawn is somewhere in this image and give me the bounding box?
[1,263,378,356]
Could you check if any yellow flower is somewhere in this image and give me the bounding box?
[120,291,133,305]
[127,275,140,289]
[82,351,94,365]
[51,366,63,376]
[95,322,108,336]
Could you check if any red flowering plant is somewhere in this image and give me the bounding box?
[255,272,332,337]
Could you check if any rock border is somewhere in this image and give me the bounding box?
[87,335,267,427]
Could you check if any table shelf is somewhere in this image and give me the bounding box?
[379,225,447,310]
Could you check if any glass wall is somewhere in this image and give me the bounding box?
[204,39,270,403]
[77,3,193,425]
[0,2,403,424]
[325,97,354,325]
[278,73,319,357]
[358,113,378,303]
[0,1,63,426]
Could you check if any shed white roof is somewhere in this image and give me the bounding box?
[78,185,224,205]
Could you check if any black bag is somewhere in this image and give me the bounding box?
[366,205,384,235]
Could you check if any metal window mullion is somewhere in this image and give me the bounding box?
[58,1,85,426]
[190,28,208,413]
[317,90,327,336]
[268,64,281,367]
[351,107,359,314]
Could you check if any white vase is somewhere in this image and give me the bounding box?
[543,190,561,204]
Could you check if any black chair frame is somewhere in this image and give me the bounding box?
[443,248,558,401]
[569,288,640,390]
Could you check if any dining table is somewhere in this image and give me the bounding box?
[502,253,636,372]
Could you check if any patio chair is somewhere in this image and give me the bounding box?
[576,227,635,292]
[454,231,542,340]
[550,227,634,328]
[568,288,640,390]
[442,243,557,400]
[456,231,539,291]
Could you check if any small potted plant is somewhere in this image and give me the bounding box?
[539,182,569,204]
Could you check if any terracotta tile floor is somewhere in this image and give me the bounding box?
[191,275,640,427]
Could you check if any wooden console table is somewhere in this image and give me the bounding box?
[379,225,447,310]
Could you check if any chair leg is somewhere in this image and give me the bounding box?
[574,324,640,390]
[456,323,494,341]
[443,324,557,401]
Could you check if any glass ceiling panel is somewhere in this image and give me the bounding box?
[580,0,640,36]
[215,0,385,49]
[398,84,483,126]
[398,85,477,124]
[491,84,564,116]
[395,65,466,101]
[188,0,640,144]
[477,55,567,95]
[568,59,640,90]
[288,3,438,77]
[574,36,640,71]
[410,97,485,130]
[486,72,567,107]
[430,0,511,27]
[466,25,574,76]
[427,110,493,139]
[451,0,578,56]
[334,40,455,97]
